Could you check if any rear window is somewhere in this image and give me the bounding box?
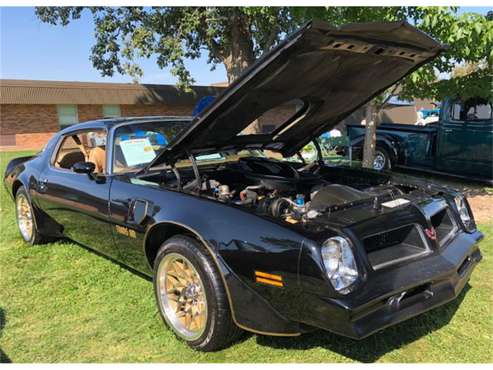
[448,98,492,122]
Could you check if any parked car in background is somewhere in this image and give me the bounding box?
[416,106,441,126]
[343,97,493,184]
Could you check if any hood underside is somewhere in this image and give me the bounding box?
[151,20,444,167]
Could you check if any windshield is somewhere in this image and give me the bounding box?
[172,149,270,168]
[113,120,190,173]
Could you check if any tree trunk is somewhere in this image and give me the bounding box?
[224,51,255,83]
[220,12,258,132]
[362,103,378,169]
[222,12,256,84]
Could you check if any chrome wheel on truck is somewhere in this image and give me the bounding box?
[372,148,391,171]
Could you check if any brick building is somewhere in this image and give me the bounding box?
[0,79,225,150]
[0,79,432,151]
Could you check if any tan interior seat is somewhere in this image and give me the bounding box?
[88,146,106,173]
[56,150,85,169]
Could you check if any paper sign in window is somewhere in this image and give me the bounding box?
[119,138,156,167]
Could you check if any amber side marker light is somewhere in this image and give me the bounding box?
[255,271,283,287]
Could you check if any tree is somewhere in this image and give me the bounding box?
[36,7,492,167]
[296,7,492,168]
[35,7,299,89]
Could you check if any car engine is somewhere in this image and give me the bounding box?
[191,157,406,224]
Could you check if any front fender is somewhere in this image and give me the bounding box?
[351,134,399,163]
[149,193,306,335]
[110,178,310,335]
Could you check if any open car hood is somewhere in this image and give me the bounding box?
[150,20,444,167]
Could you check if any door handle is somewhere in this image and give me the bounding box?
[443,129,452,133]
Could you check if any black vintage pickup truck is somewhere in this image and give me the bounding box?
[344,97,493,184]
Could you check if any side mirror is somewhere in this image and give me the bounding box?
[72,161,95,175]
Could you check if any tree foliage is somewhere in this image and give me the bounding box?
[35,7,299,90]
[36,7,492,168]
[297,7,492,101]
[36,6,492,98]
[296,7,492,168]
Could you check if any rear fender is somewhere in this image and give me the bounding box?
[4,155,36,180]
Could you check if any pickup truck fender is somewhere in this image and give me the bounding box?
[350,134,400,164]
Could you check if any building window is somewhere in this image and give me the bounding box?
[102,104,121,118]
[57,105,78,128]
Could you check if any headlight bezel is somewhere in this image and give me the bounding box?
[454,195,475,231]
[321,236,359,295]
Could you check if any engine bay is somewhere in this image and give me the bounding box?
[141,156,425,225]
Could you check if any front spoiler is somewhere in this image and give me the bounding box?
[308,230,483,339]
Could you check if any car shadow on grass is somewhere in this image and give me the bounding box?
[0,308,12,363]
[255,284,470,363]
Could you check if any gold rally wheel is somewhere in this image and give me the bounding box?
[15,186,45,245]
[153,235,242,351]
[158,253,208,340]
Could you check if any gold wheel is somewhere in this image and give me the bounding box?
[16,193,34,242]
[156,253,208,340]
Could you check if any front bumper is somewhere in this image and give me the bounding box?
[305,230,483,339]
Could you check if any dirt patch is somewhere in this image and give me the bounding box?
[468,195,493,224]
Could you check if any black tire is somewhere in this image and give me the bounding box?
[15,186,46,245]
[153,235,243,351]
[373,146,392,171]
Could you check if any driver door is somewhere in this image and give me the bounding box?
[38,129,118,258]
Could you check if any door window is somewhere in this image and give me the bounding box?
[53,130,107,173]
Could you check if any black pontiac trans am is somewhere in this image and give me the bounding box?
[4,21,483,351]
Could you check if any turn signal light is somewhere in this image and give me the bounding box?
[255,271,283,287]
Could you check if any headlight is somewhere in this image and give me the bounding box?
[321,236,359,294]
[454,195,472,227]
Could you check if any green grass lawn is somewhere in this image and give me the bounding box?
[0,150,492,363]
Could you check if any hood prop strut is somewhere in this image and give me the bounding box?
[187,152,202,191]
[313,139,324,165]
[172,166,182,192]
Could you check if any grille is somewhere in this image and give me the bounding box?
[430,207,458,247]
[363,224,430,270]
